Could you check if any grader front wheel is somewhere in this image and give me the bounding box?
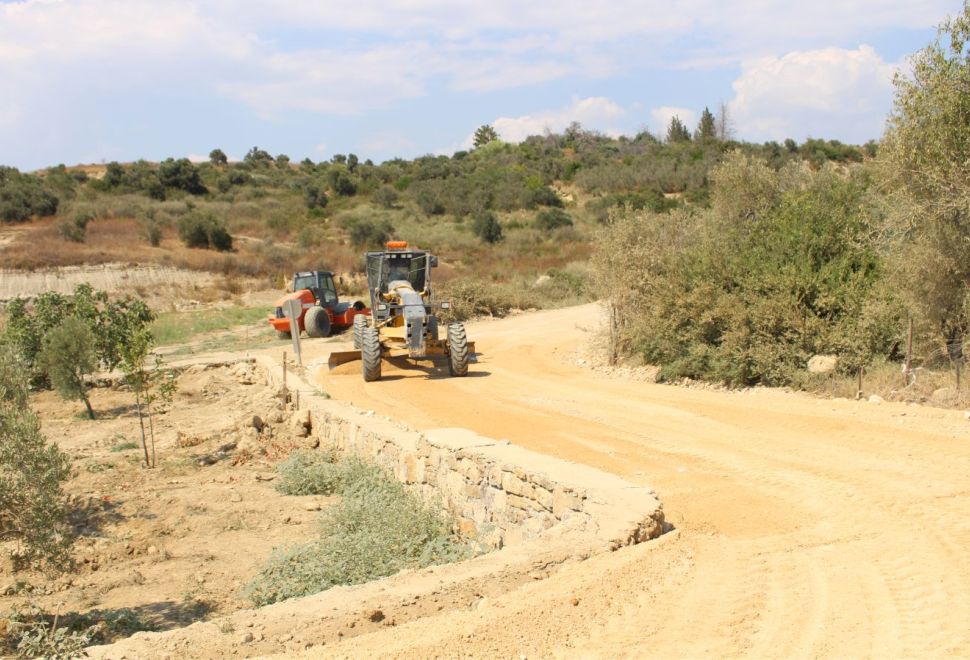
[447,323,469,377]
[353,314,367,349]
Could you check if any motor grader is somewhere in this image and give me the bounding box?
[327,241,472,381]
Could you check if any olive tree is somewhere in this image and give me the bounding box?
[881,2,970,375]
[0,351,72,569]
[39,317,97,419]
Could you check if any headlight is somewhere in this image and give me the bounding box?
[377,303,388,311]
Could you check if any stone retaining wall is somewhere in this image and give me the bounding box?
[254,355,664,551]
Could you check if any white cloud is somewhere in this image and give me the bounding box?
[650,106,698,135]
[728,45,896,142]
[479,97,627,146]
[0,0,955,167]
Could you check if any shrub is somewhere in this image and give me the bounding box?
[0,352,73,570]
[56,209,95,243]
[531,186,563,208]
[158,158,207,194]
[471,211,503,243]
[437,279,537,323]
[177,210,233,251]
[373,185,399,209]
[348,218,393,248]
[245,453,474,606]
[274,449,343,496]
[0,167,59,222]
[329,170,357,197]
[535,208,573,231]
[142,220,162,247]
[593,156,894,386]
[39,317,97,419]
[303,183,328,210]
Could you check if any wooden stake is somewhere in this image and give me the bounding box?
[282,351,288,405]
[857,367,864,400]
[904,317,913,386]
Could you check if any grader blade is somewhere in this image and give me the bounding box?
[328,350,362,369]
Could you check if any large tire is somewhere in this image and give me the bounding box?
[353,314,367,349]
[305,306,331,338]
[277,330,292,340]
[447,323,469,377]
[362,327,382,382]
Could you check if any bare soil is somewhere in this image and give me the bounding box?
[0,364,328,643]
[304,303,970,658]
[11,303,970,658]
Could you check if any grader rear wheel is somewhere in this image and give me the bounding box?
[353,314,367,349]
[362,327,382,382]
[447,323,469,377]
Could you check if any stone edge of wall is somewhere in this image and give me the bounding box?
[254,355,664,552]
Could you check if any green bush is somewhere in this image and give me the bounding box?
[39,317,98,419]
[531,186,563,207]
[0,167,59,222]
[373,185,399,209]
[593,154,895,386]
[177,211,233,251]
[303,182,328,210]
[0,352,73,570]
[471,211,503,243]
[535,208,573,230]
[347,218,393,248]
[245,453,475,605]
[158,158,207,194]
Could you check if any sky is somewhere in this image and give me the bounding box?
[0,0,959,170]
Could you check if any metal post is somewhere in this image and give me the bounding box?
[282,351,288,405]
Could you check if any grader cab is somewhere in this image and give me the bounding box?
[327,241,472,381]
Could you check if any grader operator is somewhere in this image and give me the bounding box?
[327,241,472,381]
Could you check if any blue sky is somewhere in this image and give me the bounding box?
[0,0,958,171]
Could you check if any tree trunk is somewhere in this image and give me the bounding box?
[82,393,95,420]
[135,389,150,468]
[147,400,157,469]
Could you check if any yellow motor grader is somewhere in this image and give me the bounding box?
[327,241,473,381]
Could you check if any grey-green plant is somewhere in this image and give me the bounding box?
[880,2,970,372]
[118,327,176,468]
[39,317,97,419]
[0,354,73,571]
[246,453,475,605]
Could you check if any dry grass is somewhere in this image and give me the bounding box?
[0,216,362,282]
[812,361,970,409]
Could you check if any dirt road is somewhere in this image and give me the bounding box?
[308,303,970,658]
